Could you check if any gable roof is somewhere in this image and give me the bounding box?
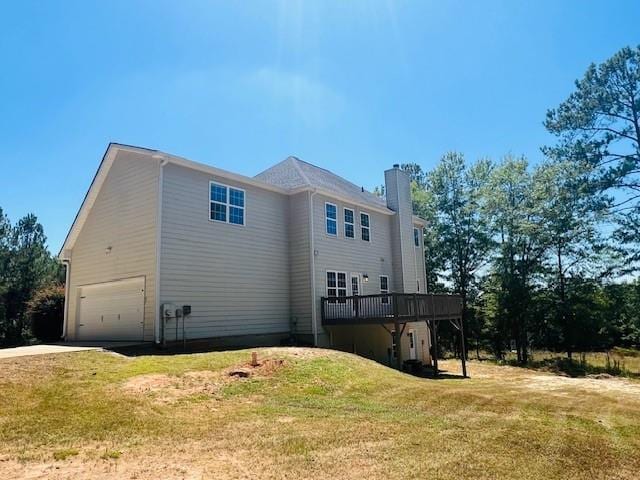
[60,145,395,258]
[255,156,388,211]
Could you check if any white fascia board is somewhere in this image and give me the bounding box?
[412,215,427,226]
[288,186,395,216]
[59,143,395,257]
[58,144,121,259]
[164,153,289,195]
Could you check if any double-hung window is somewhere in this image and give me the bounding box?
[360,212,370,242]
[210,182,245,225]
[414,227,421,247]
[344,208,355,239]
[327,271,347,303]
[380,275,389,304]
[326,203,337,236]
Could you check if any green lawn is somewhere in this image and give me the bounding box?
[1,347,639,479]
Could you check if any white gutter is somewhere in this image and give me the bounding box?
[154,155,169,344]
[61,259,71,339]
[308,189,319,346]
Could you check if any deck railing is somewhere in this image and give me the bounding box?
[320,293,462,325]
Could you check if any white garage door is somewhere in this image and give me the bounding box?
[77,277,145,341]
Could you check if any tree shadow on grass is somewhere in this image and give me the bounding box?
[502,356,640,380]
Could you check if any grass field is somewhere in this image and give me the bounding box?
[1,347,640,479]
[500,348,640,378]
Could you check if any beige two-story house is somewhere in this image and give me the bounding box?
[59,143,461,368]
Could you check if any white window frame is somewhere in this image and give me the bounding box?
[325,202,338,236]
[350,273,361,296]
[326,270,348,303]
[360,211,371,242]
[209,181,246,226]
[414,227,421,247]
[380,275,389,304]
[344,207,355,239]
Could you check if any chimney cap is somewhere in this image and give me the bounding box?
[393,163,400,169]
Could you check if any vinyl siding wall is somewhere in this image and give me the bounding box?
[288,191,312,334]
[311,193,395,344]
[159,163,291,339]
[413,225,428,293]
[66,151,159,341]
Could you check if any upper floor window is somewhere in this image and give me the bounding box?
[326,203,337,236]
[360,212,370,242]
[210,182,245,225]
[344,208,355,238]
[414,227,421,247]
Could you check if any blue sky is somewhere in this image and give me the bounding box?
[1,1,639,253]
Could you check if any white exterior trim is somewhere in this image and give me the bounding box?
[344,207,355,239]
[360,211,371,243]
[155,156,168,344]
[208,181,246,227]
[325,201,338,237]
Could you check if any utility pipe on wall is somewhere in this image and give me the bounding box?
[61,259,71,340]
[154,155,169,344]
[309,189,319,346]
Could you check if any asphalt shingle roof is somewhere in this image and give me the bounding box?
[255,156,388,210]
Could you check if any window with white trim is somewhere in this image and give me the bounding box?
[380,275,389,304]
[326,203,337,236]
[414,227,421,247]
[360,212,370,242]
[210,182,245,225]
[344,208,355,238]
[327,271,347,303]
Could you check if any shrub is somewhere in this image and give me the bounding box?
[27,284,64,342]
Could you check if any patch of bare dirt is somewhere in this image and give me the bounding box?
[523,374,640,397]
[439,359,640,399]
[260,346,335,359]
[121,357,286,404]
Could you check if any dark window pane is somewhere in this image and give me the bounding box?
[211,202,226,221]
[344,209,354,224]
[360,213,369,227]
[327,272,336,287]
[380,276,388,290]
[361,227,370,242]
[327,219,337,235]
[414,228,420,246]
[326,203,337,219]
[230,188,244,207]
[229,206,244,225]
[211,184,227,203]
[345,224,354,238]
[337,273,346,288]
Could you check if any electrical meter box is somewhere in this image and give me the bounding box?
[162,303,177,319]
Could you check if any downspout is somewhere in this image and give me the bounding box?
[308,189,319,346]
[154,155,169,344]
[61,259,71,340]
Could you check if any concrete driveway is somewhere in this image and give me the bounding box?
[0,342,144,359]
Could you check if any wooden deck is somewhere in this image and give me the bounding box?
[321,293,462,326]
[321,292,466,376]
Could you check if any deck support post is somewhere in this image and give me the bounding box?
[393,294,403,371]
[459,318,467,378]
[431,319,439,376]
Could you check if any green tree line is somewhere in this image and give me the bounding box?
[407,45,640,362]
[0,207,63,346]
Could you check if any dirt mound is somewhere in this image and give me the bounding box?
[121,357,286,404]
